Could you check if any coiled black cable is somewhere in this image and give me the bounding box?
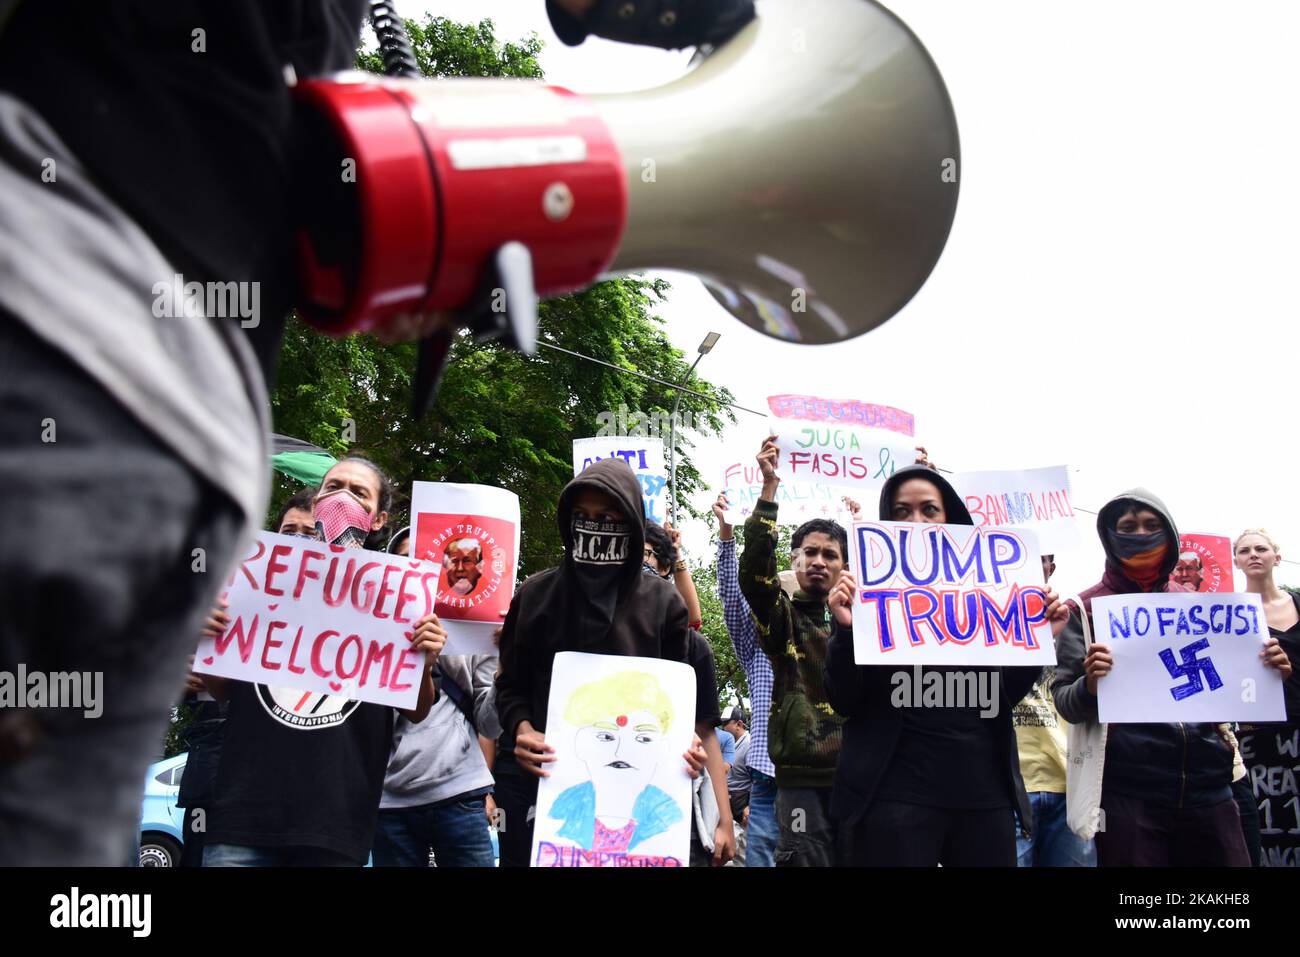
[369,0,420,78]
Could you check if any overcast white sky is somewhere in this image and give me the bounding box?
[397,0,1300,596]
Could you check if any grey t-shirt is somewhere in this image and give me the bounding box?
[727,731,752,796]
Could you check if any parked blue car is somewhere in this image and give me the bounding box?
[139,752,187,866]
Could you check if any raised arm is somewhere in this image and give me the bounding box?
[713,494,759,668]
[738,437,787,657]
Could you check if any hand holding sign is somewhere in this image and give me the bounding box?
[409,612,448,671]
[757,434,780,496]
[1084,642,1114,695]
[830,571,857,628]
[1261,636,1292,679]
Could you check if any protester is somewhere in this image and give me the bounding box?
[1233,528,1299,866]
[685,629,738,866]
[172,486,321,866]
[738,436,847,866]
[1234,529,1300,721]
[373,652,501,867]
[493,458,716,862]
[711,492,779,867]
[378,522,501,866]
[387,525,412,556]
[824,465,1060,866]
[645,521,704,630]
[1051,492,1290,866]
[1010,554,1097,867]
[199,458,445,866]
[718,705,752,863]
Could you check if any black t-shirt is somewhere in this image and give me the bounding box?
[688,630,722,727]
[875,666,1011,810]
[0,1,368,383]
[1270,592,1300,723]
[206,681,395,862]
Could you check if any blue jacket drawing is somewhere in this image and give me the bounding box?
[550,780,681,850]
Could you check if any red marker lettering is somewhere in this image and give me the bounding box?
[392,569,423,624]
[390,647,420,692]
[311,629,339,678]
[293,549,326,599]
[263,543,293,597]
[286,625,307,675]
[372,562,401,620]
[260,619,287,670]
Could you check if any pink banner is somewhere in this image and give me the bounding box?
[767,395,914,436]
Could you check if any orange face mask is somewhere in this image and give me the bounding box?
[1106,529,1169,588]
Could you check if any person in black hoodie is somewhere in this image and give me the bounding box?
[824,465,1067,865]
[494,458,718,860]
[1051,489,1277,866]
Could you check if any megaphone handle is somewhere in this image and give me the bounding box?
[411,328,454,419]
[410,243,540,418]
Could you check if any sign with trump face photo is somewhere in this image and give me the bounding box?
[410,482,520,656]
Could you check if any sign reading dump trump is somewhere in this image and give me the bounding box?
[850,521,1056,667]
[1091,593,1286,724]
[532,652,696,868]
[192,532,441,710]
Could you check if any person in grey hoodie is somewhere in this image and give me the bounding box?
[1051,488,1286,867]
[373,653,501,867]
[372,532,501,867]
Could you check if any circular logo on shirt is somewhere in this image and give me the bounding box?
[255,684,360,730]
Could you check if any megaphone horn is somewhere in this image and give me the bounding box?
[292,0,958,347]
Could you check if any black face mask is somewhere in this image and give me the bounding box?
[1104,528,1168,560]
[568,516,632,643]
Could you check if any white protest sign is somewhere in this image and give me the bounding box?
[1091,593,1286,723]
[950,465,1080,553]
[850,521,1056,667]
[572,437,668,524]
[717,456,854,526]
[193,532,439,709]
[531,652,696,868]
[410,482,519,658]
[773,420,917,495]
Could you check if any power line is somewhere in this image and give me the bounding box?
[536,340,769,418]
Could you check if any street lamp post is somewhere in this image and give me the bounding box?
[667,332,720,523]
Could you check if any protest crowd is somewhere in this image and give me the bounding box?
[0,0,1296,876]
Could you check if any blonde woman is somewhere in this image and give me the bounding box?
[1233,530,1299,722]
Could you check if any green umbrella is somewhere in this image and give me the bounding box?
[270,434,336,487]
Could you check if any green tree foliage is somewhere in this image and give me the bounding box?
[356,14,544,78]
[272,17,734,574]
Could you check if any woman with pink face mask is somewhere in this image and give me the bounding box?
[312,456,394,550]
[198,456,446,867]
